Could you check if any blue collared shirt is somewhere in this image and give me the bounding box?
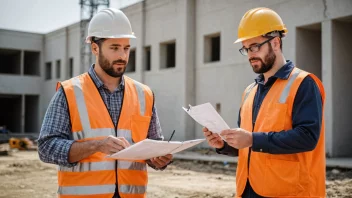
[38,65,163,167]
[217,60,323,155]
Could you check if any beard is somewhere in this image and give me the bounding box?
[98,50,127,78]
[249,44,276,74]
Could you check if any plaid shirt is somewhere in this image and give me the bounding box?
[38,65,163,167]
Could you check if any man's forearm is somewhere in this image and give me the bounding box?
[68,140,100,163]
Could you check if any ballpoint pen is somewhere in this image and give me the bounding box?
[168,130,176,142]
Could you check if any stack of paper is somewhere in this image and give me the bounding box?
[108,139,205,160]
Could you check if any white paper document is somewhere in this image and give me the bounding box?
[108,138,205,160]
[183,102,230,134]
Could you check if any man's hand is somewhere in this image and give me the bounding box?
[202,127,224,149]
[149,154,173,169]
[97,135,130,155]
[220,128,252,149]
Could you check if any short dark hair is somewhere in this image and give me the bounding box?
[264,31,284,51]
[91,37,106,48]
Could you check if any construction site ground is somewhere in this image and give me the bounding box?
[0,150,352,198]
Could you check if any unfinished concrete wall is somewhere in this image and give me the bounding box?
[1,0,352,156]
[194,0,257,140]
[42,27,68,120]
[331,17,352,157]
[24,51,40,76]
[0,49,21,74]
[0,94,22,132]
[0,29,43,133]
[123,0,196,141]
[296,24,322,79]
[25,95,39,133]
[67,23,81,79]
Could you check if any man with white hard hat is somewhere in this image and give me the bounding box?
[38,8,172,198]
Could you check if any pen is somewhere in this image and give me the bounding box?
[187,104,192,111]
[168,130,176,142]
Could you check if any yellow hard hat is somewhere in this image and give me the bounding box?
[234,7,288,43]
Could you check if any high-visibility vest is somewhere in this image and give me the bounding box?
[56,73,154,198]
[236,67,326,197]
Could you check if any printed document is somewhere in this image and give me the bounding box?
[183,102,230,134]
[108,138,205,160]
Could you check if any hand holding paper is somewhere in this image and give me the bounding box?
[149,154,173,169]
[183,102,230,134]
[203,127,224,149]
[108,138,205,160]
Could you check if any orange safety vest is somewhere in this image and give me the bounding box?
[56,73,154,198]
[236,67,326,198]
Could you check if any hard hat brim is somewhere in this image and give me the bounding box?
[86,35,136,43]
[234,29,288,44]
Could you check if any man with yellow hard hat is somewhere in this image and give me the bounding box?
[203,7,326,197]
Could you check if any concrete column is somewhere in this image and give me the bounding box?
[139,1,146,83]
[331,20,352,157]
[65,27,69,79]
[322,20,333,157]
[182,0,196,140]
[20,50,24,75]
[21,94,25,133]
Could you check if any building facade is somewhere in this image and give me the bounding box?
[0,0,351,157]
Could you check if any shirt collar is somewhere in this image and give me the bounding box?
[255,60,294,84]
[88,64,125,91]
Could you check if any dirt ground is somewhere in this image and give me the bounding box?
[0,151,351,198]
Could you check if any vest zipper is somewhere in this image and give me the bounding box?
[88,73,124,197]
[114,85,125,197]
[248,122,254,175]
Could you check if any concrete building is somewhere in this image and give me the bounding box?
[0,0,351,157]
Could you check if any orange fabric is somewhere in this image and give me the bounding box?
[58,73,154,198]
[118,169,148,186]
[78,74,115,129]
[118,76,153,143]
[58,170,115,186]
[237,68,326,197]
[118,76,141,129]
[60,194,114,198]
[78,153,116,163]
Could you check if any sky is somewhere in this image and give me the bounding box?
[0,0,142,34]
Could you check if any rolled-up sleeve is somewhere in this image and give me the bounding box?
[37,87,76,167]
[146,104,164,141]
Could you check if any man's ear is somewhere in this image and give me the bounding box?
[91,43,99,56]
[272,37,281,51]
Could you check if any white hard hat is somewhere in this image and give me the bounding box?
[86,8,136,43]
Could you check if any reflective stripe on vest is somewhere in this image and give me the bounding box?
[119,185,146,194]
[243,82,257,104]
[58,184,115,195]
[118,161,147,171]
[59,160,146,172]
[279,68,301,103]
[72,129,132,144]
[134,80,146,116]
[59,161,115,172]
[72,77,91,133]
